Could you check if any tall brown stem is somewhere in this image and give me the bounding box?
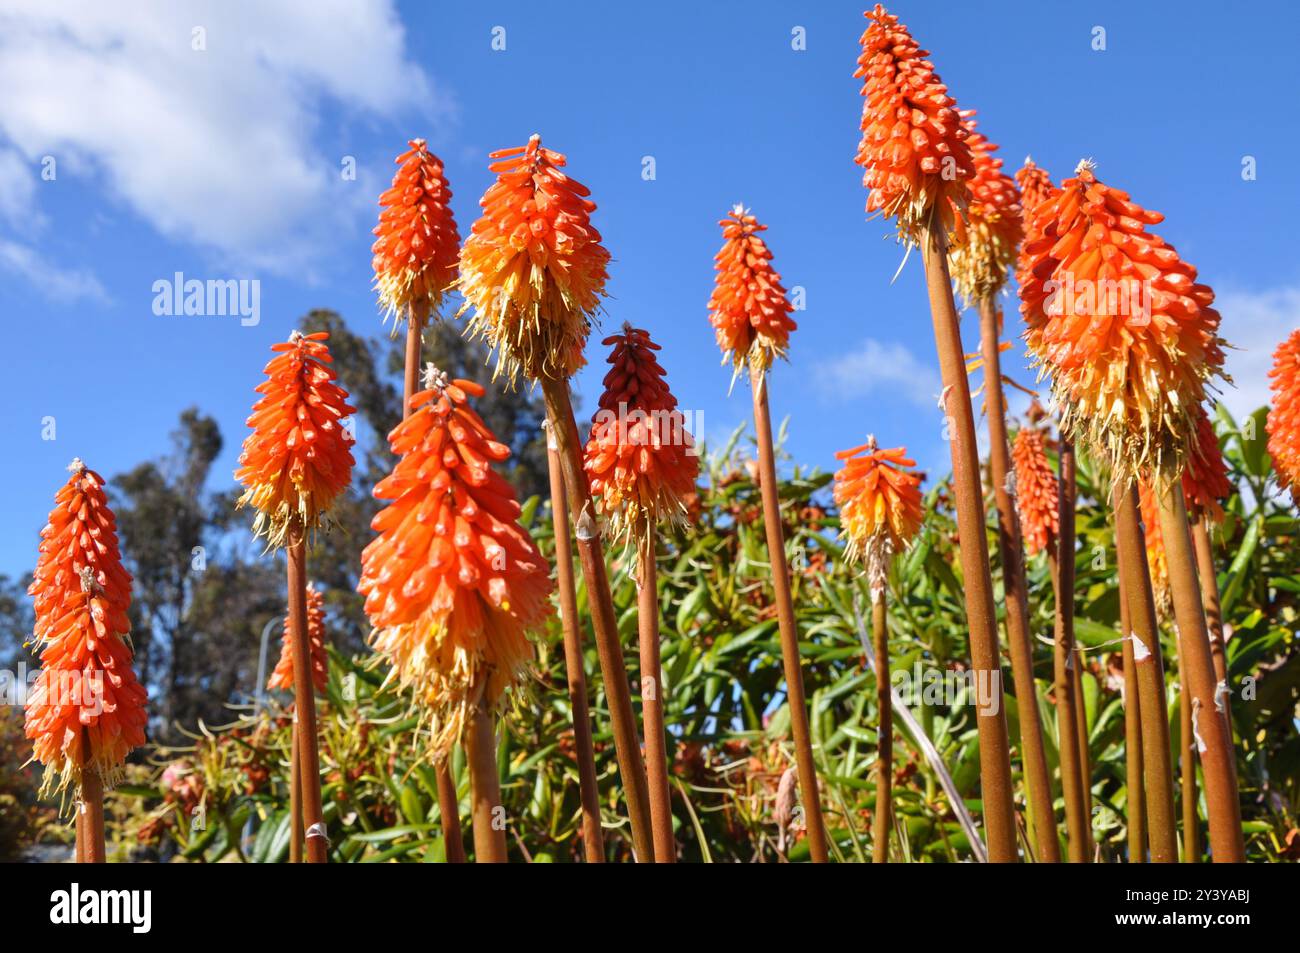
[749,363,830,863]
[287,526,327,863]
[540,375,654,861]
[976,296,1059,862]
[1049,441,1088,862]
[290,725,303,862]
[434,762,466,863]
[79,769,106,863]
[872,593,892,863]
[1117,541,1147,862]
[919,219,1017,862]
[1154,486,1245,862]
[638,528,676,862]
[465,707,507,862]
[1073,647,1094,854]
[1175,633,1201,862]
[1191,519,1230,717]
[75,800,86,862]
[1114,484,1178,862]
[545,439,604,862]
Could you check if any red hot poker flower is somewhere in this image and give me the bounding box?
[372,138,461,326]
[1139,480,1171,616]
[1010,427,1059,558]
[833,437,924,593]
[24,460,147,797]
[1014,158,1058,297]
[707,206,798,374]
[1182,405,1231,523]
[1268,329,1300,503]
[949,112,1023,306]
[235,331,356,548]
[268,583,329,694]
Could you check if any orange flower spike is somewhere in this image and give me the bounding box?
[1267,329,1300,503]
[358,366,553,759]
[583,325,700,544]
[1181,405,1231,523]
[372,138,461,326]
[1019,160,1227,487]
[1138,480,1171,616]
[268,583,329,694]
[949,112,1023,306]
[854,4,975,244]
[707,206,798,373]
[1010,427,1059,558]
[24,459,148,797]
[235,331,357,548]
[458,135,610,384]
[1013,158,1058,296]
[833,436,924,593]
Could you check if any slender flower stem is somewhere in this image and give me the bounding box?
[433,762,466,863]
[1190,519,1231,719]
[871,592,892,863]
[1154,486,1245,863]
[1049,441,1088,862]
[403,299,429,417]
[80,768,106,863]
[1117,541,1147,862]
[1073,646,1094,855]
[749,362,830,863]
[1113,484,1178,862]
[540,375,654,861]
[75,801,86,863]
[1175,633,1201,862]
[290,726,303,862]
[638,527,676,862]
[545,438,605,862]
[465,707,507,862]
[287,525,327,863]
[976,297,1059,863]
[919,219,1017,862]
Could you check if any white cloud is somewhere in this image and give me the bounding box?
[0,0,445,278]
[1215,286,1300,421]
[0,239,107,303]
[812,337,941,407]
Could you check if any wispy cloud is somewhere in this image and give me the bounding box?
[0,239,107,304]
[1215,285,1300,421]
[812,337,941,408]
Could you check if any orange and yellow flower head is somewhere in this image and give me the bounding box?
[707,206,798,374]
[1014,158,1058,297]
[948,112,1023,306]
[1181,405,1231,523]
[268,582,330,695]
[235,332,356,548]
[584,326,700,545]
[24,460,147,798]
[833,437,924,594]
[1011,426,1059,558]
[1267,329,1300,503]
[358,368,552,760]
[854,4,974,244]
[458,135,610,384]
[1139,480,1171,617]
[372,139,461,326]
[1019,161,1227,488]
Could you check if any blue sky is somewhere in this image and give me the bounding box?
[1,0,1297,579]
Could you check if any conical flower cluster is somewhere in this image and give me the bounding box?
[1013,158,1058,296]
[1011,426,1059,558]
[24,460,147,797]
[235,331,357,548]
[267,583,329,695]
[358,368,552,758]
[371,138,461,325]
[583,326,699,545]
[1267,329,1300,503]
[1181,405,1231,524]
[948,112,1023,306]
[707,206,798,373]
[1019,161,1226,487]
[458,135,610,383]
[854,4,974,243]
[1139,481,1171,616]
[833,437,924,595]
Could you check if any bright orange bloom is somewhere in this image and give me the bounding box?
[948,112,1023,306]
[358,368,552,758]
[1019,160,1226,487]
[235,331,357,548]
[833,437,924,592]
[372,139,461,325]
[707,206,798,373]
[1013,158,1058,297]
[584,326,699,544]
[458,135,610,383]
[854,4,974,243]
[1267,329,1300,503]
[267,583,329,695]
[1182,405,1231,523]
[1139,481,1170,616]
[24,460,147,797]
[1011,427,1059,558]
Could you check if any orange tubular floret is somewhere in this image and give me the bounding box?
[24,460,148,799]
[854,4,974,244]
[357,368,552,760]
[1139,480,1170,616]
[1011,427,1059,558]
[457,135,610,383]
[1018,161,1227,487]
[372,138,461,326]
[948,112,1023,306]
[1268,329,1300,503]
[833,438,924,590]
[707,206,798,373]
[583,326,700,544]
[268,583,330,695]
[1182,405,1231,524]
[1013,158,1059,297]
[234,331,357,548]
